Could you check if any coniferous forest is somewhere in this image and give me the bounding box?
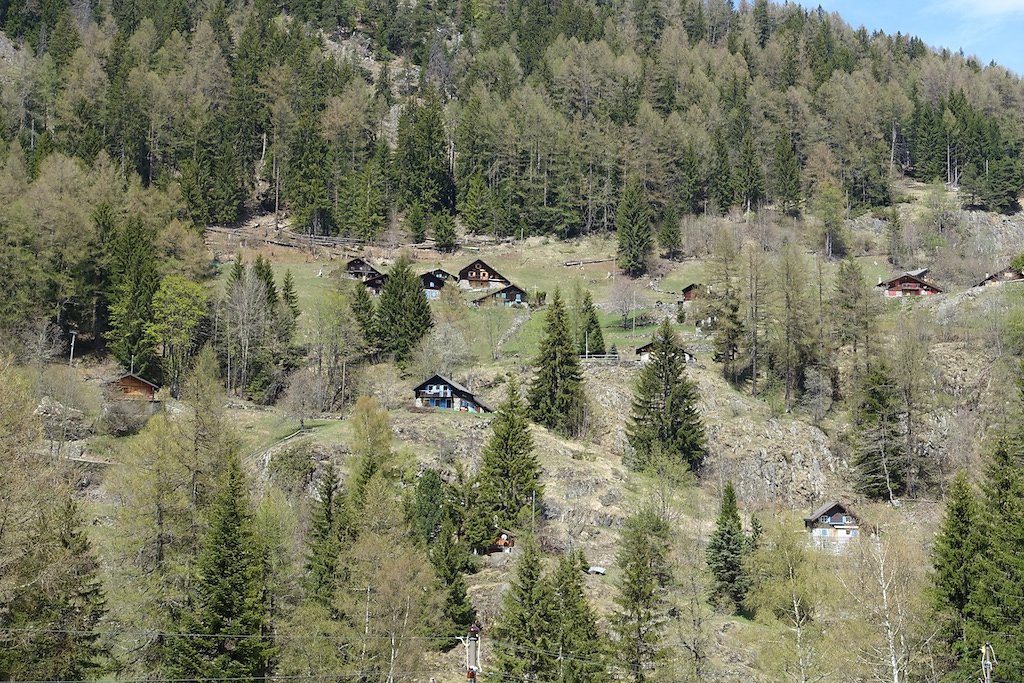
[2,0,1024,681]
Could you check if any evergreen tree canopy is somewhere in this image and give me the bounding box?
[303,463,342,607]
[492,537,557,677]
[706,481,752,613]
[626,319,705,474]
[375,255,433,362]
[616,176,653,277]
[576,289,606,356]
[853,360,907,502]
[527,290,587,437]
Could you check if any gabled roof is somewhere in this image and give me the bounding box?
[458,259,508,282]
[428,268,456,280]
[876,271,943,293]
[111,373,160,390]
[906,268,929,278]
[413,374,493,411]
[804,501,854,523]
[976,267,1024,288]
[473,283,527,304]
[420,271,447,288]
[636,341,655,354]
[364,273,388,287]
[682,282,702,293]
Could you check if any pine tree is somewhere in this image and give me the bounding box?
[410,468,446,545]
[0,496,108,681]
[352,156,389,242]
[734,132,765,212]
[551,552,608,682]
[616,176,653,277]
[252,255,278,311]
[473,379,541,546]
[430,517,475,644]
[679,143,703,214]
[432,211,458,252]
[931,471,981,669]
[407,202,427,243]
[612,508,672,682]
[576,290,605,357]
[375,255,432,362]
[491,537,556,678]
[171,455,273,681]
[461,172,490,234]
[709,129,734,212]
[527,290,587,437]
[107,215,158,374]
[656,206,682,260]
[772,132,801,215]
[853,361,907,502]
[281,270,300,320]
[626,319,706,474]
[706,482,750,612]
[48,10,81,71]
[753,0,771,47]
[965,435,1024,678]
[303,464,342,607]
[351,282,376,350]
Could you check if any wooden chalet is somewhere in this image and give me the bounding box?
[346,257,381,281]
[976,266,1024,288]
[458,259,510,290]
[363,273,388,296]
[490,530,515,554]
[804,501,860,550]
[107,373,160,401]
[681,283,705,302]
[413,374,492,413]
[636,341,695,365]
[425,268,457,282]
[876,269,942,298]
[473,284,527,307]
[420,271,447,300]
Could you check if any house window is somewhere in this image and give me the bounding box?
[820,515,828,523]
[818,528,828,536]
[842,515,850,524]
[845,529,851,535]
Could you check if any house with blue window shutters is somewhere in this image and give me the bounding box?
[804,501,860,551]
[473,284,528,307]
[413,375,492,413]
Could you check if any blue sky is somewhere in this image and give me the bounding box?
[812,0,1024,75]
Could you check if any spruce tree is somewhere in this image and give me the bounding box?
[706,482,750,613]
[932,471,981,669]
[612,508,672,682]
[0,496,107,681]
[527,290,587,437]
[734,132,765,212]
[410,468,446,545]
[473,379,540,547]
[281,270,300,319]
[491,537,556,678]
[107,215,158,373]
[965,436,1024,678]
[351,282,376,350]
[376,255,432,362]
[171,455,273,681]
[772,131,801,215]
[430,517,475,645]
[303,464,342,608]
[551,552,608,682]
[656,206,682,260]
[626,319,706,474]
[576,290,605,357]
[616,176,653,277]
[461,172,490,234]
[407,202,427,243]
[709,129,734,212]
[432,211,458,252]
[252,255,278,311]
[853,361,907,502]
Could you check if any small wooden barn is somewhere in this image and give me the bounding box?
[413,375,492,413]
[490,530,515,553]
[420,271,447,300]
[876,269,943,298]
[458,259,510,290]
[681,283,705,302]
[346,257,381,281]
[107,374,160,401]
[363,273,389,296]
[976,266,1024,288]
[473,284,527,307]
[804,501,860,550]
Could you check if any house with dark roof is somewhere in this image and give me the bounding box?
[363,273,388,296]
[473,284,528,307]
[458,259,510,290]
[804,501,860,550]
[636,341,695,365]
[681,283,705,302]
[420,271,447,300]
[876,270,943,298]
[413,375,492,413]
[976,266,1024,288]
[346,257,381,281]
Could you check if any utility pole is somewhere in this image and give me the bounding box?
[462,624,481,680]
[68,330,77,366]
[980,642,996,683]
